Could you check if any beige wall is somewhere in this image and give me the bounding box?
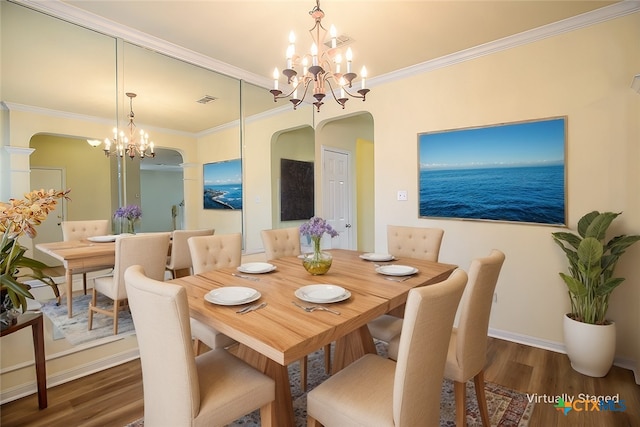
[2,11,639,400]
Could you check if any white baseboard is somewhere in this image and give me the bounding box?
[489,327,639,385]
[0,348,140,405]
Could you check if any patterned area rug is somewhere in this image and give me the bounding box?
[126,341,534,427]
[40,293,135,346]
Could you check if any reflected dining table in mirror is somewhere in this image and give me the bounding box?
[36,233,172,318]
[35,238,117,318]
[171,249,457,426]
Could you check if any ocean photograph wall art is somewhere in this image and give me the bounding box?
[418,117,566,225]
[203,158,243,210]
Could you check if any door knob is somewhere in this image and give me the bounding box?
[345,224,352,228]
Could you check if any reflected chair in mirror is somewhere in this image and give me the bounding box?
[187,233,242,354]
[387,249,506,427]
[260,227,330,390]
[166,228,215,279]
[307,269,468,427]
[124,265,275,427]
[60,219,112,295]
[368,224,445,343]
[88,233,170,335]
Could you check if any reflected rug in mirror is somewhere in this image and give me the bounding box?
[125,342,534,426]
[40,294,135,346]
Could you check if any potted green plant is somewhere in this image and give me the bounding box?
[552,211,640,377]
[0,189,70,329]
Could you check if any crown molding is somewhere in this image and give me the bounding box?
[370,1,640,87]
[14,0,639,91]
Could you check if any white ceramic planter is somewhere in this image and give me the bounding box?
[563,314,616,377]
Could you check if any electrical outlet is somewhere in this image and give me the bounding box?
[397,190,408,201]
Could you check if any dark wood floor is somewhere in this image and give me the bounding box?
[1,337,638,426]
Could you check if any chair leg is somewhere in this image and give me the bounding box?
[82,273,88,295]
[474,370,490,427]
[88,289,97,330]
[259,401,274,427]
[300,356,308,392]
[323,343,331,373]
[113,300,119,335]
[454,380,467,427]
[193,338,202,355]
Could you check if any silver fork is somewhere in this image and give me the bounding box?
[292,301,341,315]
[236,302,267,314]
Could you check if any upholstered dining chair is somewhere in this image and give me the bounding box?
[187,233,242,353]
[60,219,112,295]
[260,227,330,390]
[261,227,301,261]
[307,269,468,427]
[124,265,275,427]
[387,249,506,427]
[368,224,446,342]
[166,228,215,279]
[88,233,170,335]
[386,224,445,261]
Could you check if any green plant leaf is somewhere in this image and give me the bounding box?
[552,232,581,250]
[559,273,587,296]
[596,277,624,297]
[584,212,619,240]
[577,211,601,238]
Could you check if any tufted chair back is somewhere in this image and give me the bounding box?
[261,227,301,261]
[188,233,242,274]
[387,224,444,261]
[61,220,110,241]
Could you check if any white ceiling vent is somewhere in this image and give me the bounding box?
[196,95,217,104]
[324,34,353,49]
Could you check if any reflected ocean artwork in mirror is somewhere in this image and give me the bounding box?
[203,159,243,210]
[418,117,566,225]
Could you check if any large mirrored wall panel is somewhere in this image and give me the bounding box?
[1,1,117,120]
[122,42,241,133]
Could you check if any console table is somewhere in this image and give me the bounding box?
[1,311,47,409]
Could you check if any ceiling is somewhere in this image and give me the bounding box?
[2,0,627,165]
[58,0,618,82]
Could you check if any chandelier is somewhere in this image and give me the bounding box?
[269,0,370,112]
[92,92,155,159]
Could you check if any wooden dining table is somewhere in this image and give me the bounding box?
[171,249,457,426]
[35,239,116,318]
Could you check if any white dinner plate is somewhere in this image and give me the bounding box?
[87,235,117,243]
[237,262,277,274]
[375,265,418,276]
[295,284,350,303]
[204,287,261,305]
[359,253,395,262]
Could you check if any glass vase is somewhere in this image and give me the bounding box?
[126,219,136,234]
[302,238,332,275]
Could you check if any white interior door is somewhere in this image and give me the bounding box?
[322,148,353,249]
[30,167,65,266]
